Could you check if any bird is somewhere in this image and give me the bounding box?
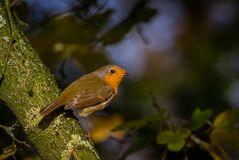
[40,64,128,118]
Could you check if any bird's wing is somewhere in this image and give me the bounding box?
[64,85,114,109]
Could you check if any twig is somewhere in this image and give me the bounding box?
[10,0,18,7]
[87,0,110,17]
[136,25,149,44]
[190,134,229,160]
[0,0,15,86]
[148,90,163,112]
[58,58,67,82]
[206,120,213,127]
[0,122,30,147]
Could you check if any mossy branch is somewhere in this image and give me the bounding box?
[0,2,99,160]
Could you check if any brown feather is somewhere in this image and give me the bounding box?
[39,97,64,116]
[64,84,114,109]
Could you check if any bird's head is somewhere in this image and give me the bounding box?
[94,64,128,93]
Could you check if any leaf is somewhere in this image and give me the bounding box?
[167,139,185,152]
[0,144,16,160]
[112,112,167,131]
[135,7,157,22]
[100,0,157,45]
[143,112,167,123]
[90,114,126,143]
[213,110,239,128]
[87,9,113,25]
[157,130,174,145]
[156,128,191,152]
[210,128,239,152]
[210,109,239,157]
[190,108,213,131]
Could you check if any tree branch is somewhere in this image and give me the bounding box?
[0,2,99,160]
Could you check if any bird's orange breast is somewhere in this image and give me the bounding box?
[104,74,123,94]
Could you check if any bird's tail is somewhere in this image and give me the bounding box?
[40,98,63,116]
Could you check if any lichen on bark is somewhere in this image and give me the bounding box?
[0,2,99,160]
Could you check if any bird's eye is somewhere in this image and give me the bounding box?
[110,69,115,74]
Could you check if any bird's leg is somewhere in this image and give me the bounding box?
[83,117,91,139]
[72,109,92,141]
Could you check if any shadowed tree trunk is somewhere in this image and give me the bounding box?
[0,1,99,160]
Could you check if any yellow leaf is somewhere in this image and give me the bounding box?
[90,114,126,143]
[0,144,16,160]
[210,110,239,159]
[213,110,239,128]
[210,128,239,152]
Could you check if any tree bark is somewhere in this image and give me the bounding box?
[0,2,99,160]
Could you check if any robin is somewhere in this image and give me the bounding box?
[40,64,128,117]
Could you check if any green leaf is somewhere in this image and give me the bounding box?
[190,108,213,131]
[177,128,191,139]
[112,113,167,131]
[143,112,166,123]
[168,139,185,152]
[157,130,175,145]
[156,128,191,152]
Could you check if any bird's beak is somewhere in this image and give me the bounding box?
[125,72,129,76]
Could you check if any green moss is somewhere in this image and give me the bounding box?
[0,15,6,28]
[61,134,99,160]
[0,3,99,160]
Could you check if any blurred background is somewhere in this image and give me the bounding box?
[1,0,239,159]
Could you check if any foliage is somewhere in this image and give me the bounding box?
[112,112,167,131]
[99,0,157,45]
[113,107,239,160]
[90,114,126,143]
[190,108,213,131]
[157,128,191,152]
[210,110,239,159]
[0,144,16,160]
